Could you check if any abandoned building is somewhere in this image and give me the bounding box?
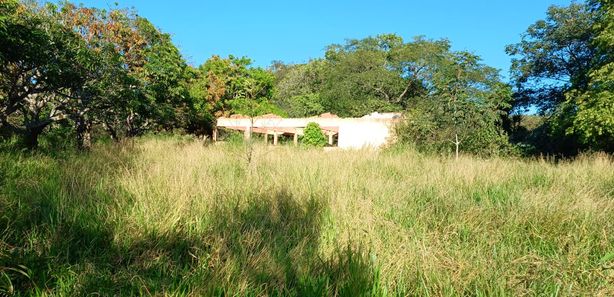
[215,112,401,149]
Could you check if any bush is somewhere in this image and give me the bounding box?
[302,122,327,147]
[395,108,514,157]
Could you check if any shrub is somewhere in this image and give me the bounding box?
[395,107,514,157]
[302,122,327,147]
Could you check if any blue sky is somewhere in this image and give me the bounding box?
[78,0,572,80]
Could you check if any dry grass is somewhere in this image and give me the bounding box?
[1,136,613,296]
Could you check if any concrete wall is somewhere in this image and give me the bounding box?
[338,120,395,149]
[217,114,400,149]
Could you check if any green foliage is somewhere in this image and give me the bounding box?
[129,17,192,133]
[273,36,460,117]
[567,0,614,151]
[506,2,598,113]
[0,1,195,149]
[281,93,325,118]
[302,122,327,147]
[0,0,87,148]
[394,44,513,156]
[273,61,326,117]
[319,35,417,116]
[190,55,279,119]
[506,1,614,154]
[227,97,287,117]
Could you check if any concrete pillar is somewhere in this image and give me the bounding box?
[273,131,278,146]
[328,132,334,145]
[293,133,298,146]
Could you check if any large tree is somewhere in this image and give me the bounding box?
[190,55,282,121]
[49,2,189,148]
[568,0,614,151]
[396,50,512,156]
[506,1,614,153]
[320,34,435,116]
[0,0,86,148]
[272,60,326,117]
[98,16,192,140]
[506,2,598,113]
[274,35,460,118]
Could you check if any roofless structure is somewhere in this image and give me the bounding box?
[215,112,401,149]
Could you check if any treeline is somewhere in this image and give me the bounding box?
[1,0,612,155]
[0,1,195,149]
[273,36,513,155]
[0,1,280,150]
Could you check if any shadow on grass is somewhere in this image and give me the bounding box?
[0,144,379,296]
[204,190,379,296]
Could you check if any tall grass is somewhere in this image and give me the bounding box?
[1,136,613,296]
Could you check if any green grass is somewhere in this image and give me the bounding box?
[1,136,613,296]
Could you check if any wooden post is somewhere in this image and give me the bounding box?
[264,132,268,144]
[273,131,278,146]
[212,128,218,142]
[328,132,333,145]
[244,125,252,140]
[454,133,461,161]
[293,133,298,146]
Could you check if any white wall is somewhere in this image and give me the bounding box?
[338,121,393,149]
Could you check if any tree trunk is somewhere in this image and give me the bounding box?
[23,126,44,150]
[76,116,92,151]
[103,122,119,142]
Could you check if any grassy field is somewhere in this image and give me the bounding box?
[1,136,613,296]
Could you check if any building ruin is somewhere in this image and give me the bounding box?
[215,112,401,149]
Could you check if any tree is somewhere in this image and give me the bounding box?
[56,3,149,148]
[1,1,195,149]
[189,55,284,134]
[272,60,326,117]
[52,2,192,147]
[396,51,513,156]
[0,0,86,148]
[103,17,192,139]
[506,3,598,113]
[320,34,422,116]
[567,0,614,151]
[274,35,456,118]
[505,1,610,154]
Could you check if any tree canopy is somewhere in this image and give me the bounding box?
[506,0,613,153]
[191,55,282,119]
[569,0,614,151]
[274,35,512,155]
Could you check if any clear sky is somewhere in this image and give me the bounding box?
[77,0,572,80]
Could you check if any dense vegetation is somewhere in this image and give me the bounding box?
[1,137,613,295]
[1,0,612,155]
[1,0,614,295]
[506,0,614,154]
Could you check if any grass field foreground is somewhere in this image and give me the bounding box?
[1,137,613,296]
